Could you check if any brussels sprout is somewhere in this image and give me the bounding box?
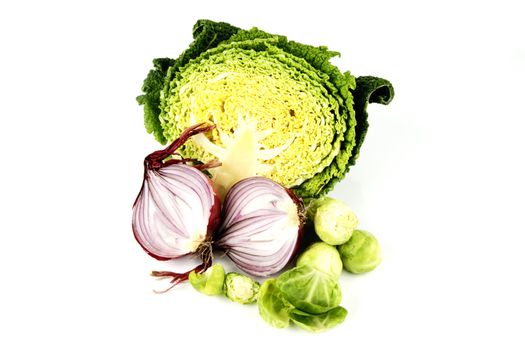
[289,306,348,333]
[224,272,260,304]
[338,229,381,274]
[296,242,343,278]
[257,279,294,328]
[306,197,332,220]
[308,197,358,245]
[276,265,342,314]
[188,264,225,296]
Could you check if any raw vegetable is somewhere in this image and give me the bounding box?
[258,264,347,331]
[216,176,305,277]
[132,123,221,290]
[296,242,343,278]
[223,272,260,304]
[307,197,358,245]
[137,19,394,199]
[189,263,225,296]
[133,19,390,331]
[276,265,342,314]
[338,229,382,274]
[289,307,348,333]
[257,279,293,328]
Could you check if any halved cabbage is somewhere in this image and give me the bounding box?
[138,20,394,199]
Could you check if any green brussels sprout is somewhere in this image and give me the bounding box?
[307,197,358,245]
[296,242,343,278]
[188,264,225,296]
[338,229,381,274]
[257,279,294,328]
[306,197,332,220]
[276,265,342,314]
[224,272,260,304]
[289,306,348,333]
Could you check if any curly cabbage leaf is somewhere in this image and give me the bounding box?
[137,20,394,199]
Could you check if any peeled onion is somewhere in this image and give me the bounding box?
[215,177,305,277]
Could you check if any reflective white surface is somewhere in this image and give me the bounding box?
[1,0,524,349]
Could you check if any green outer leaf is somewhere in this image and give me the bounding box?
[136,58,175,144]
[257,279,294,329]
[136,20,240,144]
[347,76,395,167]
[289,306,348,332]
[276,265,342,314]
[188,264,225,296]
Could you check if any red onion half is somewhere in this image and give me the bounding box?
[132,124,221,289]
[215,177,305,277]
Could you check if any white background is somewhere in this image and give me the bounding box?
[1,0,524,349]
